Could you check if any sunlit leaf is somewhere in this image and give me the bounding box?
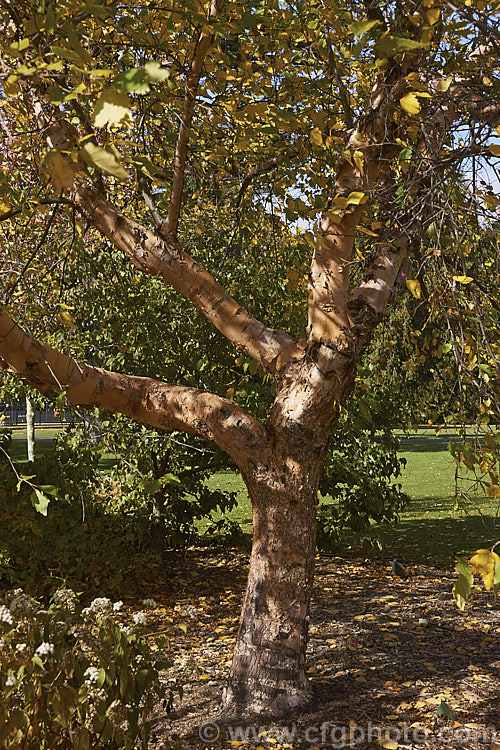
[93,88,133,128]
[470,549,500,591]
[400,93,421,115]
[377,35,429,54]
[348,19,380,35]
[310,127,323,147]
[406,279,422,298]
[80,142,129,180]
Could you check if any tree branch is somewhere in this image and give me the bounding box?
[0,309,269,469]
[235,148,299,209]
[72,182,295,371]
[163,0,224,236]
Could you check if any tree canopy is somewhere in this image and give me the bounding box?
[1,0,499,720]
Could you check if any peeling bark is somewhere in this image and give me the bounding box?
[0,311,268,470]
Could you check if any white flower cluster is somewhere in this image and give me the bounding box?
[132,611,147,626]
[35,642,54,658]
[0,605,13,625]
[177,604,197,619]
[82,597,113,618]
[113,600,123,612]
[5,675,16,688]
[16,643,27,652]
[84,666,101,685]
[52,587,77,612]
[142,598,157,609]
[91,687,107,703]
[7,591,40,619]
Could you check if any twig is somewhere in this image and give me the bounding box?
[235,148,299,209]
[163,0,224,235]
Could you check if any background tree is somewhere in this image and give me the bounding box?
[0,0,499,719]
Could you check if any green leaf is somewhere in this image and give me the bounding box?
[136,668,150,694]
[494,562,500,585]
[79,142,129,180]
[45,5,55,33]
[377,35,429,54]
[32,655,45,669]
[13,708,29,729]
[143,478,162,494]
[437,700,457,719]
[162,473,181,485]
[31,488,51,516]
[50,45,85,63]
[119,669,128,698]
[453,560,473,610]
[348,19,380,36]
[114,67,150,94]
[455,559,472,577]
[39,484,59,496]
[132,155,164,179]
[96,668,106,689]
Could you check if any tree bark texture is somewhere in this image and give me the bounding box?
[222,457,322,717]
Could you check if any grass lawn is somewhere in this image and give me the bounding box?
[6,425,499,565]
[205,433,499,565]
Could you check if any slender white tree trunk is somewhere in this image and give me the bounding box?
[26,396,35,462]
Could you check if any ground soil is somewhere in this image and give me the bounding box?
[141,549,500,750]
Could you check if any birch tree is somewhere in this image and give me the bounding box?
[0,0,499,718]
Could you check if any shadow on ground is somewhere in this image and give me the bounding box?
[145,551,500,750]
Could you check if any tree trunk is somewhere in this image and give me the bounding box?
[25,396,35,463]
[222,452,323,718]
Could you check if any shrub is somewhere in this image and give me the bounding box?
[0,588,176,749]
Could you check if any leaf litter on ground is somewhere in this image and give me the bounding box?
[127,549,500,749]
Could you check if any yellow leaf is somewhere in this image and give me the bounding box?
[346,191,367,205]
[310,127,323,147]
[470,549,500,590]
[486,484,500,498]
[357,225,379,237]
[80,142,129,180]
[426,7,441,24]
[57,310,76,327]
[437,76,453,92]
[406,279,421,299]
[48,151,79,192]
[400,93,420,115]
[353,149,364,174]
[452,275,473,284]
[304,231,316,248]
[93,88,133,128]
[488,143,500,156]
[380,742,398,749]
[0,198,11,213]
